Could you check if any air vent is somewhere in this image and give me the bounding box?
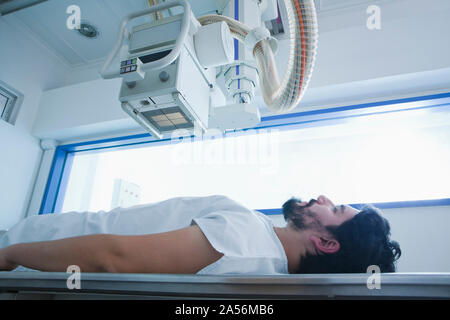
[77,21,99,39]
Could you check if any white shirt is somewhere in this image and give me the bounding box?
[0,195,288,275]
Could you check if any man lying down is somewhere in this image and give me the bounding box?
[0,195,401,274]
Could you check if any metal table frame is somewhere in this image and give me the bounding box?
[0,272,449,299]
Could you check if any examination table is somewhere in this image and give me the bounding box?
[0,272,449,299]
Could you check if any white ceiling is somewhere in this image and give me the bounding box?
[316,0,386,12]
[9,0,219,67]
[8,0,394,68]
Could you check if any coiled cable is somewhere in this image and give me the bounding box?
[198,0,318,113]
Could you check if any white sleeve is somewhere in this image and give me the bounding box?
[192,210,288,275]
[192,210,248,257]
[192,209,279,258]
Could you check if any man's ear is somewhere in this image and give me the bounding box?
[310,235,340,254]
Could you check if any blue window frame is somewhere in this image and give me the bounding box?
[40,92,450,215]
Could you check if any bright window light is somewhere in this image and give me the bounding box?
[60,106,450,213]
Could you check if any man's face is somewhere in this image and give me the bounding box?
[283,195,359,230]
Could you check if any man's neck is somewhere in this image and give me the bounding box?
[273,226,307,274]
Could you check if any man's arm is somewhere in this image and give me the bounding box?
[0,225,223,273]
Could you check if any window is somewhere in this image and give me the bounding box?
[0,83,20,124]
[43,93,450,214]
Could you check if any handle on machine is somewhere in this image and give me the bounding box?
[100,0,191,79]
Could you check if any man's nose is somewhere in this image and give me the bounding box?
[317,195,334,207]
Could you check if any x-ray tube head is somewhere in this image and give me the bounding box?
[100,0,319,139]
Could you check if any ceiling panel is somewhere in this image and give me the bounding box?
[0,0,48,15]
[12,0,139,66]
[318,0,383,11]
[8,0,219,68]
[6,0,411,69]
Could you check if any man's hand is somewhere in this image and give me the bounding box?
[0,247,18,271]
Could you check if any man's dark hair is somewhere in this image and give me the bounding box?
[296,205,401,274]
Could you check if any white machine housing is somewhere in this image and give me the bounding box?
[119,10,214,139]
[100,0,280,139]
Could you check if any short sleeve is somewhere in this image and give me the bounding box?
[191,209,288,275]
[192,210,251,257]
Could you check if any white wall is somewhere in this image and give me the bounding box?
[383,206,450,272]
[0,16,70,229]
[32,78,139,141]
[312,0,450,86]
